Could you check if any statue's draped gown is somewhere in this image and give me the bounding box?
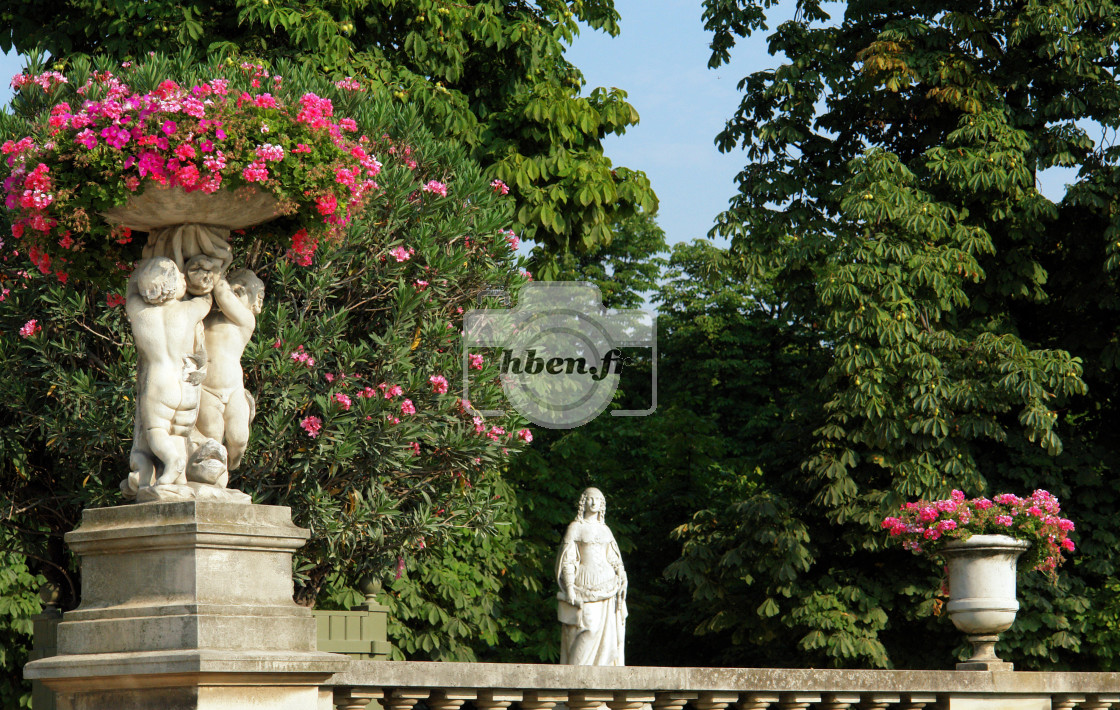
[556,520,627,666]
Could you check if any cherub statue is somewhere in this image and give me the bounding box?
[194,268,265,475]
[123,257,213,502]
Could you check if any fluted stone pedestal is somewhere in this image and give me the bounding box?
[25,502,348,710]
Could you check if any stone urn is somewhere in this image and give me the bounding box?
[943,533,1031,670]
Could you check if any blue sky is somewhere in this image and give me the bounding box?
[0,0,1075,251]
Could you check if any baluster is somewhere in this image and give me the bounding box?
[335,688,383,710]
[738,695,780,710]
[476,690,524,710]
[608,691,657,710]
[695,693,742,710]
[428,690,478,710]
[569,691,616,710]
[654,691,696,710]
[776,694,821,710]
[1052,696,1086,710]
[520,691,569,710]
[859,694,899,710]
[820,694,862,710]
[382,689,431,710]
[898,695,937,710]
[1081,696,1120,710]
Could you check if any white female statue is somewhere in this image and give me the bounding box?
[556,487,628,666]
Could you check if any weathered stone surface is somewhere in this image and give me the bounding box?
[328,661,1120,694]
[55,502,313,657]
[25,502,349,710]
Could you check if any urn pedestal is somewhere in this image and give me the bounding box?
[943,534,1031,671]
[24,502,348,709]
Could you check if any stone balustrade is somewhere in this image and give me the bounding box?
[326,662,1120,710]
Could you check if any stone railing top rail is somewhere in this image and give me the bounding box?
[328,661,1120,695]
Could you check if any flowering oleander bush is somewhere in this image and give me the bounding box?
[1,57,380,287]
[1,54,533,668]
[881,489,1076,575]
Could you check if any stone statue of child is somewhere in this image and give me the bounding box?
[194,268,265,476]
[125,257,213,501]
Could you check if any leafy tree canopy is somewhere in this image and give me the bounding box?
[687,0,1120,668]
[0,0,658,275]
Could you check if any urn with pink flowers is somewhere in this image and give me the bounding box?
[882,489,1076,670]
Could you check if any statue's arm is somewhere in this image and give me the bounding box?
[556,523,581,605]
[188,292,214,320]
[125,272,143,312]
[213,279,255,332]
[607,533,627,599]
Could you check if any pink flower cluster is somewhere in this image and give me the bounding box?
[3,65,382,280]
[300,415,322,438]
[19,319,40,338]
[390,246,415,262]
[421,179,447,197]
[429,375,449,394]
[11,71,67,92]
[289,345,316,368]
[285,228,318,267]
[882,489,1076,574]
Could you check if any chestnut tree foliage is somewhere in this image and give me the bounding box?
[0,0,657,275]
[666,0,1120,670]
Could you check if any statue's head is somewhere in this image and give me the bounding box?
[185,254,223,296]
[577,487,606,523]
[228,269,265,315]
[135,257,184,304]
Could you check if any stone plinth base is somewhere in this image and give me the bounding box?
[25,502,349,709]
[957,659,1015,671]
[27,649,344,710]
